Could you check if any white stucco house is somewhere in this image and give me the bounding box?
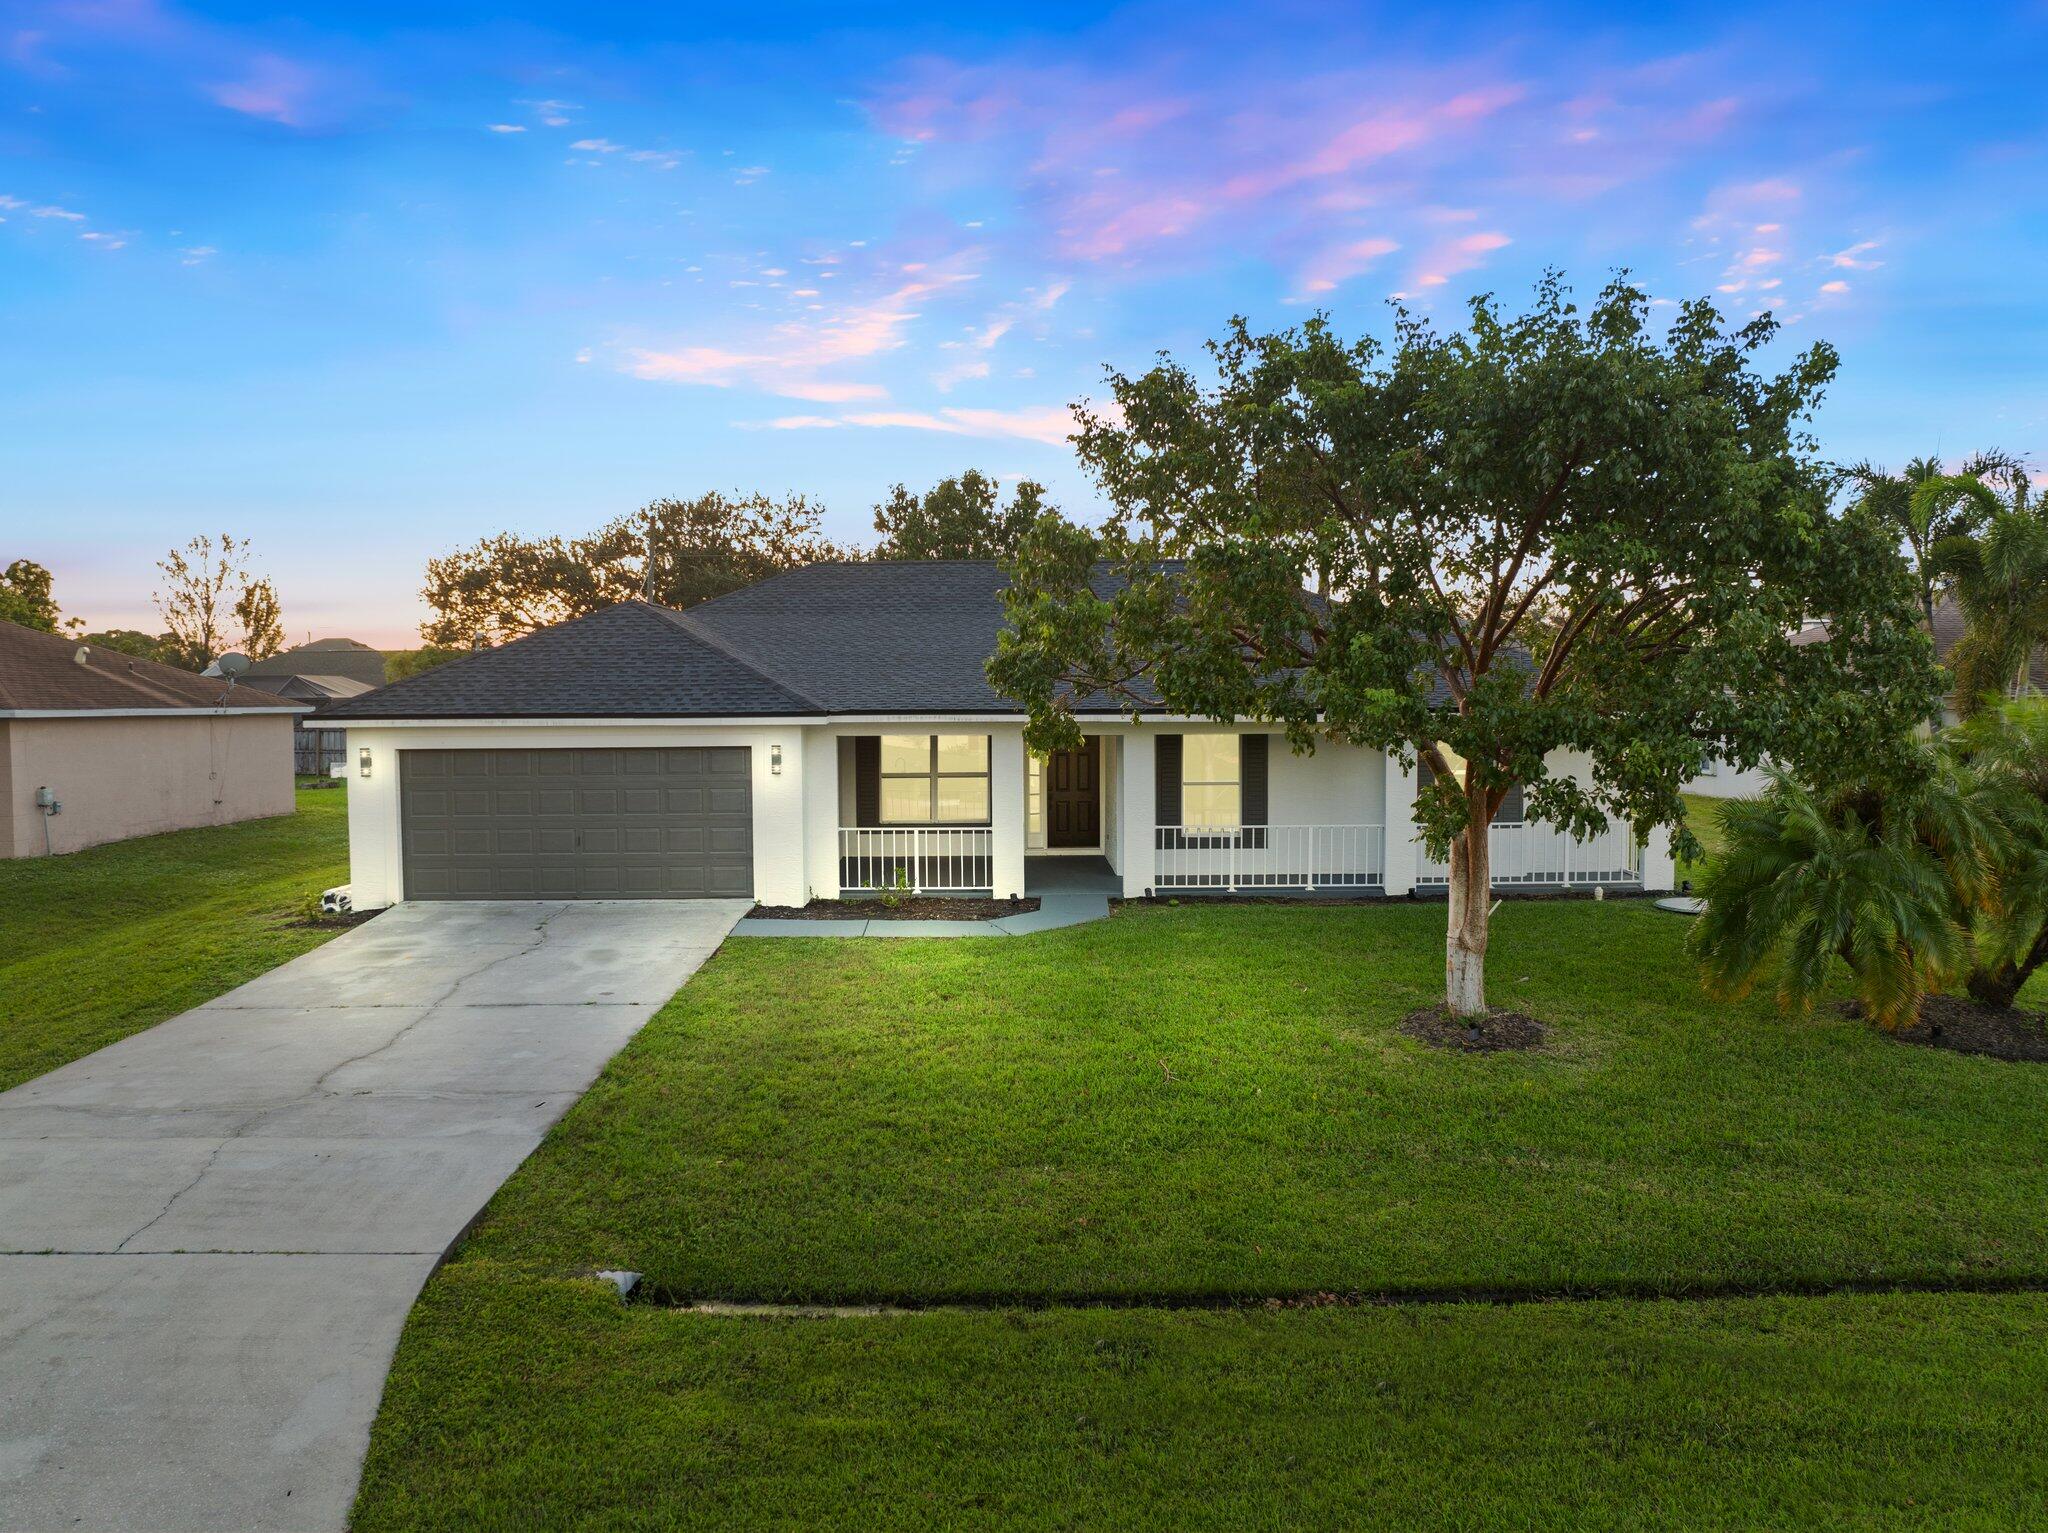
[317,562,1676,908]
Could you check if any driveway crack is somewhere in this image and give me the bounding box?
[106,907,575,1249]
[303,904,568,1099]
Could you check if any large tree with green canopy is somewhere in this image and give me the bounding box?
[988,274,1938,1017]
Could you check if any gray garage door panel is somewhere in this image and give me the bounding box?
[400,747,752,900]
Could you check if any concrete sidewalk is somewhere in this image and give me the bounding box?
[734,855,1120,939]
[0,898,747,1533]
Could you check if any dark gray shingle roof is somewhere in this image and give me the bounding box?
[315,600,818,720]
[677,560,1026,713]
[315,560,1459,722]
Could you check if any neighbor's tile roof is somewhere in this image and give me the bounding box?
[0,620,291,713]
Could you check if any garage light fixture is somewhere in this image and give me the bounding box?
[770,744,782,775]
[359,747,372,779]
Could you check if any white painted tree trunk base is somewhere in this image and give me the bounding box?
[1446,940,1487,1017]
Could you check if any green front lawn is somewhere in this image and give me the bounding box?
[360,1276,2048,1532]
[358,900,2048,1528]
[456,901,2048,1300]
[1678,790,1730,882]
[0,786,349,1090]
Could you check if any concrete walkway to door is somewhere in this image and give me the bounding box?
[0,898,748,1533]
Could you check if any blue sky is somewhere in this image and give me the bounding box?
[3,0,2045,646]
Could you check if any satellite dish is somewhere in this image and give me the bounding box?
[215,652,251,678]
[73,645,92,666]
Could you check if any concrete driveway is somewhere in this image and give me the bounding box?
[0,898,748,1533]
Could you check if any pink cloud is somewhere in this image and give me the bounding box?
[1412,230,1510,288]
[209,53,315,126]
[867,58,1528,269]
[1819,279,1849,294]
[831,404,1080,445]
[776,379,889,403]
[1295,235,1400,296]
[624,257,983,403]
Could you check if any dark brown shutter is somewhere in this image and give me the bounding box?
[854,736,880,827]
[1241,735,1268,825]
[1417,753,1434,790]
[1498,780,1525,822]
[1155,734,1182,826]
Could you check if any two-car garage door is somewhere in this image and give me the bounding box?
[400,748,752,900]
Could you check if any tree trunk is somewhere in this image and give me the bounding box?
[1966,964,2023,1010]
[1445,811,1492,1017]
[1966,931,2048,1010]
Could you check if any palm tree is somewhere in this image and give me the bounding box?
[1847,455,1967,634]
[1933,500,2048,718]
[1688,763,1990,1029]
[1954,701,2048,1007]
[1689,702,2048,1027]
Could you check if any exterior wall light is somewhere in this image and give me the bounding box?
[359,747,372,779]
[770,743,783,775]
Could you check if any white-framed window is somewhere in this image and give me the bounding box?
[879,734,992,824]
[1182,734,1241,826]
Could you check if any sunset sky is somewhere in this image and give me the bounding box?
[4,0,2045,646]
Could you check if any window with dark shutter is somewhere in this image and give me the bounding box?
[1240,734,1268,849]
[853,736,881,827]
[1155,734,1183,826]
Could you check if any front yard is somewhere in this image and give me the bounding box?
[357,900,2048,1529]
[0,786,349,1090]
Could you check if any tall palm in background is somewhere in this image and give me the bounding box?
[1847,454,1972,634]
[1928,456,2048,717]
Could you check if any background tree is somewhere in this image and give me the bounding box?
[78,629,184,666]
[872,471,1048,559]
[1929,461,2047,716]
[989,275,1937,1017]
[153,534,284,667]
[384,645,466,682]
[232,579,284,660]
[0,559,77,633]
[422,493,850,647]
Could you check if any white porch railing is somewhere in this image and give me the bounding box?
[1153,824,1385,891]
[1415,820,1642,887]
[838,827,994,894]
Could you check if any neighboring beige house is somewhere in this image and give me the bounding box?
[0,620,304,858]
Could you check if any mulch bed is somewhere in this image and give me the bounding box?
[282,907,382,931]
[1851,995,2048,1064]
[1398,1004,1549,1053]
[751,896,1041,922]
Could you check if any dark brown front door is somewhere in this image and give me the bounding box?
[1046,736,1101,847]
